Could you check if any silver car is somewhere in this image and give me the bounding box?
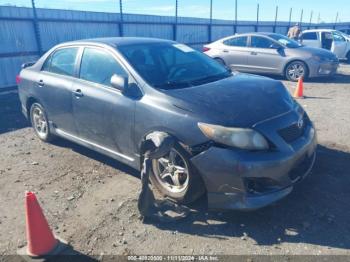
[204,33,339,81]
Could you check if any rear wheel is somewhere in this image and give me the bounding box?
[285,61,308,82]
[150,143,205,204]
[30,103,54,142]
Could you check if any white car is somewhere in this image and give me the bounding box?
[301,29,350,62]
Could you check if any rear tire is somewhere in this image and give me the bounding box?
[149,142,205,204]
[30,103,54,142]
[285,61,308,82]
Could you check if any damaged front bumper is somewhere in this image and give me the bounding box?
[191,112,317,211]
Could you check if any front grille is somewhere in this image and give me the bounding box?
[278,114,309,143]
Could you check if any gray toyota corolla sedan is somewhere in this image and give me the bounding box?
[18,37,317,210]
[203,33,339,81]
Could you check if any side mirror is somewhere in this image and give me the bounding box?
[111,74,128,91]
[270,43,282,49]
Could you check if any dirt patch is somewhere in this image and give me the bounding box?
[1,65,350,257]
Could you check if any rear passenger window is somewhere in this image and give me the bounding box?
[223,36,248,47]
[42,48,78,77]
[302,32,318,40]
[80,48,127,87]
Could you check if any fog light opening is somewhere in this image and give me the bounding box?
[245,177,280,194]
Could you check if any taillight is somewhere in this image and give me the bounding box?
[203,47,211,52]
[16,75,21,85]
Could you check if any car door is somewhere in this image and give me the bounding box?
[331,31,348,59]
[246,36,284,74]
[72,46,137,162]
[220,36,249,71]
[37,47,80,135]
[321,32,334,51]
[301,32,320,48]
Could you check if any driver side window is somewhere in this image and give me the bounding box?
[80,48,127,87]
[250,36,275,49]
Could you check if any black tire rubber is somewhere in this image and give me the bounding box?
[149,142,206,204]
[29,103,54,142]
[284,61,309,82]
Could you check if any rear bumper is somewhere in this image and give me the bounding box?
[191,113,317,211]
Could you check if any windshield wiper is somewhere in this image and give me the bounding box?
[189,71,231,85]
[154,80,194,89]
[155,70,231,90]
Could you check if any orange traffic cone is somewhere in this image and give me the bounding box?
[293,77,304,99]
[17,191,69,258]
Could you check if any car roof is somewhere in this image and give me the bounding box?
[302,29,336,33]
[234,32,274,37]
[58,37,175,48]
[216,32,278,42]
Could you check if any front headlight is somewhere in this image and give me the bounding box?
[312,55,334,62]
[198,123,269,150]
[312,55,323,62]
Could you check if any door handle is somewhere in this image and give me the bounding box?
[73,89,84,98]
[223,50,229,53]
[250,51,258,55]
[37,79,44,87]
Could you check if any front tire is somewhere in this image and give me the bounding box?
[30,103,54,142]
[285,61,308,82]
[150,143,205,204]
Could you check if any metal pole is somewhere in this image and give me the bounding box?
[30,0,42,55]
[234,0,238,34]
[256,3,259,32]
[334,12,339,29]
[119,0,124,37]
[173,0,178,41]
[300,9,304,26]
[273,6,278,33]
[209,0,213,42]
[308,11,313,29]
[287,8,292,34]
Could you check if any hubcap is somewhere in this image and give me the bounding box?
[32,106,48,138]
[152,149,189,194]
[287,63,305,81]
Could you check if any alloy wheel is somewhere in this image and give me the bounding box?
[32,106,48,139]
[287,62,306,81]
[152,149,190,194]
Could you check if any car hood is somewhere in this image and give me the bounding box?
[164,74,295,128]
[296,45,337,59]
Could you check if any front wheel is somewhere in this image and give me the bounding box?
[30,103,54,142]
[150,143,205,204]
[285,61,308,82]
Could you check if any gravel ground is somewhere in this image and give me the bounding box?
[1,64,350,258]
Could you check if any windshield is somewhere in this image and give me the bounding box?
[269,34,302,48]
[337,31,350,38]
[117,43,231,89]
